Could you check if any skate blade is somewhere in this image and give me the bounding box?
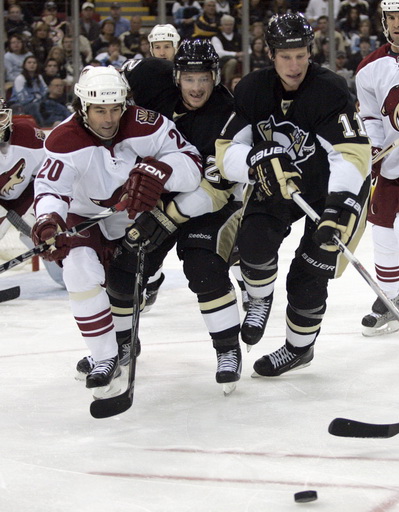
[91,377,122,400]
[246,344,252,353]
[362,321,399,337]
[251,361,312,378]
[222,382,237,396]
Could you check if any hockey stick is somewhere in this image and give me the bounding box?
[0,201,127,274]
[90,243,144,419]
[0,286,20,303]
[287,184,399,322]
[328,417,399,438]
[6,210,32,237]
[372,137,399,164]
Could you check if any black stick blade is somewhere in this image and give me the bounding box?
[90,388,134,419]
[328,417,399,438]
[0,286,20,303]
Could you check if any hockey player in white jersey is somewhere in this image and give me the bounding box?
[32,65,201,399]
[356,0,399,336]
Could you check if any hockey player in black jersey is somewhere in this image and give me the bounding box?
[216,13,371,377]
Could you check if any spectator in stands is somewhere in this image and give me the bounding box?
[135,35,152,59]
[192,0,221,39]
[174,0,202,39]
[266,0,291,22]
[227,74,242,93]
[347,35,372,72]
[305,0,340,28]
[37,77,71,127]
[211,14,243,85]
[40,1,69,45]
[5,0,34,25]
[215,0,230,15]
[330,51,355,93]
[249,20,265,43]
[62,35,90,84]
[119,15,144,58]
[29,22,54,64]
[350,18,378,53]
[9,55,48,120]
[95,38,127,68]
[42,57,62,85]
[249,36,272,71]
[5,3,32,38]
[4,34,33,84]
[105,2,130,37]
[79,2,101,43]
[249,0,267,24]
[47,46,68,81]
[339,6,363,43]
[92,19,116,57]
[313,15,347,56]
[313,36,331,65]
[337,0,369,22]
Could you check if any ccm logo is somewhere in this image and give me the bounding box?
[137,162,166,180]
[249,146,285,167]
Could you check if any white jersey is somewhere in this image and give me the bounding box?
[0,117,45,206]
[34,105,202,240]
[356,43,399,180]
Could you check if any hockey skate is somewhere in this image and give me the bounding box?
[142,273,165,313]
[86,356,122,399]
[241,294,273,349]
[216,346,242,396]
[241,289,250,312]
[362,296,399,337]
[252,343,314,377]
[75,355,95,381]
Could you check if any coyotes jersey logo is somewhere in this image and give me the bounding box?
[257,115,315,170]
[0,158,25,197]
[381,85,399,132]
[136,108,159,125]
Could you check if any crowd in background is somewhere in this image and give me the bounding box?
[2,0,386,127]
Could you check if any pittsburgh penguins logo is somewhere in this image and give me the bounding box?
[257,116,315,169]
[381,85,399,132]
[0,158,25,197]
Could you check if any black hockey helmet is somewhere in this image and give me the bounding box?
[173,39,221,86]
[266,13,314,55]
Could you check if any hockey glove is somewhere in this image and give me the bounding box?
[246,141,302,200]
[32,212,70,262]
[123,206,178,253]
[313,192,362,252]
[120,157,173,220]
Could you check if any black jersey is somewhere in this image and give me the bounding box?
[216,63,370,203]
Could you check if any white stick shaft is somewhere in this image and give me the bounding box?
[372,137,399,164]
[287,184,399,322]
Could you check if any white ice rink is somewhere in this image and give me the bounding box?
[1,219,399,512]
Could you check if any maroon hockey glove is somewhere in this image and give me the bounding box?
[247,141,302,201]
[32,213,70,262]
[371,146,382,181]
[313,192,362,252]
[120,157,173,220]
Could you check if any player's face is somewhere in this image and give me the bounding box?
[86,104,123,139]
[273,46,310,91]
[386,12,399,48]
[179,71,214,110]
[152,41,175,60]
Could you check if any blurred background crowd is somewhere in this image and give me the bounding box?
[2,0,384,127]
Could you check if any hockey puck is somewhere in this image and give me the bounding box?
[294,490,318,503]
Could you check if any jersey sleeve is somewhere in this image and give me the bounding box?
[356,65,384,148]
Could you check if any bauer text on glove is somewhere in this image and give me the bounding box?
[246,141,302,200]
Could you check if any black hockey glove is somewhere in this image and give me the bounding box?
[246,141,302,200]
[122,206,178,253]
[313,192,362,252]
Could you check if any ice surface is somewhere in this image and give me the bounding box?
[1,220,399,512]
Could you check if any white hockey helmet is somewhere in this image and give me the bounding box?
[148,24,181,55]
[74,65,129,114]
[0,98,12,143]
[381,0,399,44]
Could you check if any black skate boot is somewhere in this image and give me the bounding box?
[86,355,121,389]
[361,296,399,337]
[117,330,141,366]
[241,293,273,348]
[252,342,314,377]
[75,355,95,381]
[216,345,242,396]
[143,273,165,313]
